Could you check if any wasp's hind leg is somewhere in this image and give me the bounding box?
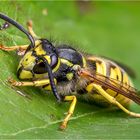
[27,20,39,39]
[86,83,140,118]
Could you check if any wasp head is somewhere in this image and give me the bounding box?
[17,39,59,80]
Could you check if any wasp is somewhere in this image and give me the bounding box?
[0,13,140,130]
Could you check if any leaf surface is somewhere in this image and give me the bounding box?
[0,1,140,139]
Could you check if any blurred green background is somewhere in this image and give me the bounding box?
[0,1,140,139]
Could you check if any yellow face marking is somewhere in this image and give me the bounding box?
[19,51,36,69]
[19,70,33,79]
[66,73,73,81]
[35,40,41,46]
[60,58,73,67]
[44,55,51,65]
[35,44,46,55]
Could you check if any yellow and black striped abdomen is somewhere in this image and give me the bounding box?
[86,56,133,106]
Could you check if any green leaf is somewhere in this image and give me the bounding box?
[0,1,140,139]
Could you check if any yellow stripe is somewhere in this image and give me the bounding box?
[87,57,106,75]
[60,58,73,66]
[100,61,106,76]
[96,63,102,73]
[110,67,122,84]
[123,73,129,87]
[114,67,122,81]
[53,58,61,73]
[35,45,46,55]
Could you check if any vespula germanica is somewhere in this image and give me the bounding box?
[0,13,140,130]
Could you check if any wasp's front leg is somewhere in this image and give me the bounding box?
[0,21,36,55]
[8,78,57,89]
[8,78,77,130]
[0,44,28,55]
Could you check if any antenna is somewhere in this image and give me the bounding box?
[0,13,35,48]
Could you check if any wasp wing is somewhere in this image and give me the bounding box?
[79,69,140,105]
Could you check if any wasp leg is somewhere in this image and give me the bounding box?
[60,95,77,130]
[86,83,140,117]
[0,44,28,51]
[27,20,39,39]
[8,78,56,88]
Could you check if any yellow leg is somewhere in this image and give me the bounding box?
[60,95,77,130]
[0,21,37,53]
[86,83,140,117]
[8,78,56,88]
[27,20,39,39]
[0,44,28,56]
[0,21,37,54]
[0,44,28,51]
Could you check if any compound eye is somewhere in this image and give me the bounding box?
[50,54,58,69]
[33,54,58,74]
[33,62,46,74]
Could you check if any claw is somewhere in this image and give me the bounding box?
[0,45,4,50]
[59,123,66,130]
[27,20,33,28]
[0,44,10,51]
[8,77,22,86]
[17,48,26,56]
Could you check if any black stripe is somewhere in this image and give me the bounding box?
[77,88,87,95]
[17,65,24,79]
[42,83,50,88]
